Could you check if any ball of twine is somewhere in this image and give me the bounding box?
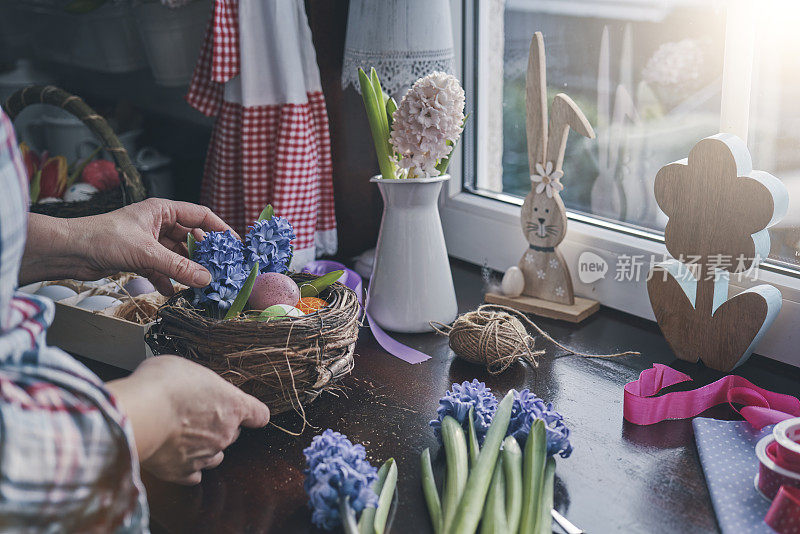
[432,304,640,374]
[432,307,544,374]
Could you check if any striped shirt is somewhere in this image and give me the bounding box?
[0,110,148,532]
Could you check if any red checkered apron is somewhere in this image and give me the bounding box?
[186,0,336,259]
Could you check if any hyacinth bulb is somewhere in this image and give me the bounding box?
[390,71,465,178]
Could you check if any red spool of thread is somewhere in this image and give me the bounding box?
[765,486,800,534]
[756,419,800,500]
[775,419,800,470]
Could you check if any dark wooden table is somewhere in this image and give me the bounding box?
[83,260,800,533]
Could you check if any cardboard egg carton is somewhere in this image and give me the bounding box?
[18,277,167,371]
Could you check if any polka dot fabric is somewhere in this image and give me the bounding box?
[693,417,778,533]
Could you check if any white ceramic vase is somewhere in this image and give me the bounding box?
[367,175,458,333]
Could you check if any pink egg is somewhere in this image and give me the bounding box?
[248,273,300,311]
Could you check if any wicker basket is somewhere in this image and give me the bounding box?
[3,85,146,217]
[145,274,361,416]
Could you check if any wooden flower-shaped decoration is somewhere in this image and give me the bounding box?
[647,134,788,371]
[656,135,785,273]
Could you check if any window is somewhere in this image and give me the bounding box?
[442,0,800,365]
[749,4,800,269]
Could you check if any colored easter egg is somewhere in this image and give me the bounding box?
[297,297,328,314]
[260,304,305,320]
[34,284,77,301]
[64,182,98,202]
[123,277,156,297]
[501,266,525,297]
[77,295,122,311]
[249,272,300,310]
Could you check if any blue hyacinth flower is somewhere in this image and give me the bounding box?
[191,230,247,311]
[303,429,378,531]
[430,379,498,444]
[245,216,295,274]
[507,388,573,458]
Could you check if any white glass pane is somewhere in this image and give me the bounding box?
[749,2,800,269]
[472,0,726,233]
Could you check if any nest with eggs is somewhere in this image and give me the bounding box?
[145,273,361,416]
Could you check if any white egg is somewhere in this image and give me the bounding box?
[76,295,122,311]
[501,266,525,297]
[37,197,63,204]
[34,284,78,301]
[122,277,156,297]
[64,183,98,202]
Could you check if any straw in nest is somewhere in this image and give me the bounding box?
[146,274,361,418]
[113,293,168,325]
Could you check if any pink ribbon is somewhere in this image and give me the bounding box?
[766,486,800,533]
[623,364,800,428]
[303,260,431,364]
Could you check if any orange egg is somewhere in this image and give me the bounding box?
[296,297,328,314]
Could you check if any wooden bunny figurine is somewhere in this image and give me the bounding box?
[487,32,599,322]
[519,182,573,304]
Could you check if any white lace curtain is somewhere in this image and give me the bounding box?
[341,0,455,99]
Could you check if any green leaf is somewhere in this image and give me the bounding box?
[421,448,442,534]
[535,457,556,534]
[358,459,393,534]
[467,408,480,468]
[441,416,469,533]
[299,270,344,298]
[447,390,514,534]
[64,0,106,13]
[519,419,547,534]
[66,145,101,188]
[187,234,197,260]
[339,498,361,534]
[386,97,398,130]
[359,68,396,180]
[502,436,523,534]
[373,458,397,534]
[480,459,508,534]
[223,261,259,320]
[257,204,274,221]
[371,68,393,164]
[29,169,41,204]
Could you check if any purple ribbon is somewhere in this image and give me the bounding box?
[303,260,432,364]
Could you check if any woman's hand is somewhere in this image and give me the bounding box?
[107,356,270,485]
[21,198,235,295]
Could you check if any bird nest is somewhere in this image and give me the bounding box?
[145,274,360,416]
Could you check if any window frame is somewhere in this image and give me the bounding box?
[441,0,800,367]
